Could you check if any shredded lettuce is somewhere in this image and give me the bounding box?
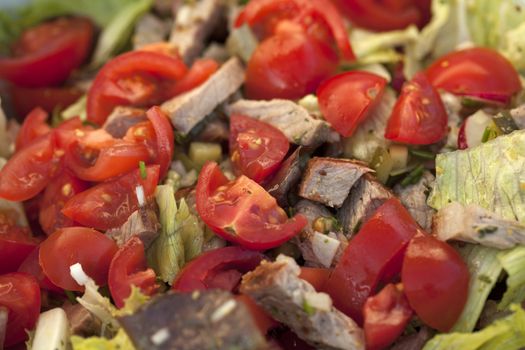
[497,247,525,310]
[423,304,525,350]
[71,328,135,350]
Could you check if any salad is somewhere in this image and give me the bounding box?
[1,0,525,349]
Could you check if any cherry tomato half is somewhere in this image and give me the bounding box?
[195,162,307,250]
[18,246,61,293]
[317,71,387,137]
[230,114,289,183]
[299,267,331,291]
[39,227,118,291]
[145,106,174,179]
[0,273,41,347]
[385,73,448,145]
[0,209,39,274]
[0,17,93,88]
[401,233,469,332]
[10,85,83,119]
[171,58,219,96]
[15,107,51,151]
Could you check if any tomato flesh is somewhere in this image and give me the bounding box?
[15,107,51,151]
[145,106,174,179]
[172,58,219,96]
[18,246,62,293]
[0,209,39,274]
[10,85,83,119]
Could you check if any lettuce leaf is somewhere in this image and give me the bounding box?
[71,329,135,350]
[497,247,525,310]
[423,304,525,350]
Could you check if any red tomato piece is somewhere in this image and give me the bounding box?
[0,17,93,88]
[10,85,83,119]
[229,114,289,183]
[172,246,265,291]
[0,133,60,201]
[299,267,331,291]
[323,198,420,324]
[108,237,158,308]
[317,71,387,137]
[401,233,469,332]
[87,51,188,125]
[426,48,521,105]
[195,162,307,250]
[15,107,51,151]
[18,246,61,293]
[245,28,338,100]
[236,294,279,334]
[363,283,413,350]
[39,227,118,291]
[333,0,431,32]
[62,165,159,230]
[145,106,174,179]
[385,73,448,145]
[38,171,89,236]
[0,209,39,274]
[0,273,41,347]
[172,58,219,96]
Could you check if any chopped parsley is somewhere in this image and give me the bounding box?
[139,161,147,179]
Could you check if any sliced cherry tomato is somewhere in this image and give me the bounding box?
[363,283,413,350]
[87,51,188,125]
[229,114,289,183]
[299,267,331,291]
[245,27,338,100]
[0,273,40,347]
[401,233,469,332]
[18,246,61,293]
[0,209,39,274]
[172,58,219,96]
[62,166,159,230]
[317,71,387,137]
[172,246,265,291]
[145,106,174,179]
[15,107,51,151]
[426,48,521,105]
[108,237,158,308]
[39,227,118,291]
[0,133,60,201]
[235,294,279,335]
[10,85,83,119]
[323,198,419,324]
[0,17,93,88]
[385,73,448,145]
[333,0,431,32]
[195,162,307,250]
[38,171,89,236]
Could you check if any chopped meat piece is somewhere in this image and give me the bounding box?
[265,147,308,208]
[299,157,372,208]
[202,43,230,63]
[394,171,435,231]
[227,99,337,147]
[161,57,245,135]
[102,106,147,138]
[169,0,224,64]
[194,116,229,143]
[133,14,170,49]
[154,0,181,16]
[241,255,365,350]
[337,174,394,236]
[106,205,160,249]
[0,307,6,349]
[510,104,525,129]
[119,290,267,350]
[390,326,433,350]
[433,202,525,249]
[62,302,101,337]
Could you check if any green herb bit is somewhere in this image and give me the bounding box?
[492,110,519,135]
[65,290,77,304]
[409,148,435,160]
[481,125,499,143]
[400,164,425,188]
[478,274,493,284]
[303,299,316,316]
[139,161,147,179]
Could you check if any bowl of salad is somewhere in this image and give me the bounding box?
[1,0,525,349]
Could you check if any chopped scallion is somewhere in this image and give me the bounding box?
[139,161,147,179]
[409,148,435,160]
[400,164,425,187]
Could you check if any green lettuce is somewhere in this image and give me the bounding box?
[71,329,135,350]
[423,304,525,350]
[497,247,525,310]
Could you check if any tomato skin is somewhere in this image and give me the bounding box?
[15,107,51,151]
[323,198,419,324]
[39,227,118,291]
[235,294,279,334]
[18,246,61,292]
[38,171,89,236]
[108,237,158,308]
[172,246,266,292]
[299,267,331,291]
[0,17,93,88]
[10,85,83,119]
[385,73,448,145]
[172,58,219,96]
[363,283,413,350]
[401,233,469,332]
[145,106,174,179]
[426,48,521,105]
[0,133,60,202]
[62,166,160,231]
[245,29,338,100]
[195,162,307,250]
[230,114,289,183]
[0,273,41,347]
[317,71,387,137]
[87,51,188,125]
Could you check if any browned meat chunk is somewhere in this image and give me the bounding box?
[337,174,393,236]
[62,302,101,337]
[241,256,365,350]
[103,106,147,138]
[119,290,267,350]
[133,14,170,49]
[106,206,160,249]
[394,171,435,231]
[299,158,372,208]
[161,57,244,135]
